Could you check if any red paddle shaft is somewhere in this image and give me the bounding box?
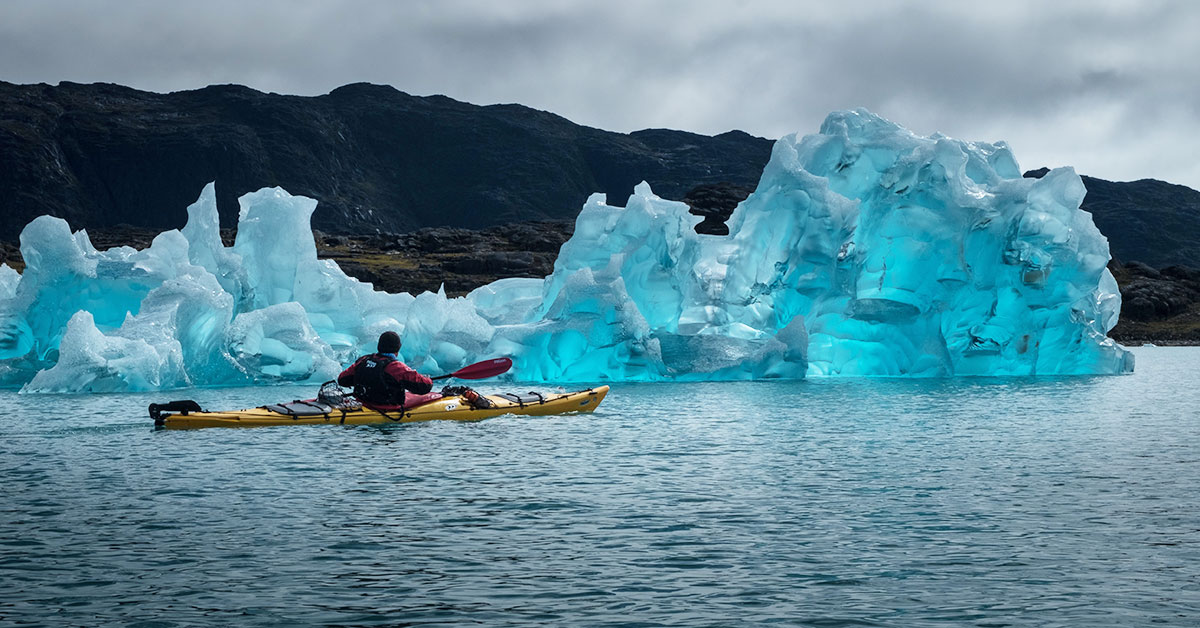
[432,357,513,381]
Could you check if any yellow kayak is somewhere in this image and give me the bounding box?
[150,385,609,430]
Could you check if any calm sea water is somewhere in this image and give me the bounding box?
[1,346,1197,627]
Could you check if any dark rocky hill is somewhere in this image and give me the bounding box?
[0,81,772,241]
[4,81,1199,271]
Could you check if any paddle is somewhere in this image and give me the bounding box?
[432,357,512,381]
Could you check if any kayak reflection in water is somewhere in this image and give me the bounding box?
[336,331,439,410]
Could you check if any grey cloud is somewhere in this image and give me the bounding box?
[0,0,1198,187]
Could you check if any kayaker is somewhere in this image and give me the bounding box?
[337,331,436,409]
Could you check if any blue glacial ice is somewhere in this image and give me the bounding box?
[0,109,1133,392]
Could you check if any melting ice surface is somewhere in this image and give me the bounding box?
[0,109,1132,392]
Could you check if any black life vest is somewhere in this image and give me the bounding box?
[352,354,406,406]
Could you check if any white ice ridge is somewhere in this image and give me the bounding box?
[0,109,1132,392]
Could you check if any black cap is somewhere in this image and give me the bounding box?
[377,331,401,354]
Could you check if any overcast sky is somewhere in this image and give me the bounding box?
[2,0,1197,189]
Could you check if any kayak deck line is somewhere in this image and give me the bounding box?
[150,386,610,430]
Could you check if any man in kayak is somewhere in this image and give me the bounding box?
[337,331,437,409]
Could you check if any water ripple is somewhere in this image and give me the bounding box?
[0,347,1197,626]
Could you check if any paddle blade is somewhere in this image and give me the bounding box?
[435,357,512,381]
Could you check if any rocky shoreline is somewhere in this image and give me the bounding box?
[1107,261,1200,345]
[2,219,1196,347]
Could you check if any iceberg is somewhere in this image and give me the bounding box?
[0,109,1132,392]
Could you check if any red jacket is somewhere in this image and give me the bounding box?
[337,353,433,406]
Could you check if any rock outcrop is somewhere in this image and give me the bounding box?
[1108,261,1200,343]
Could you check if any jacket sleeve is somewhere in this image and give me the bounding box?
[385,360,433,395]
[337,358,361,387]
